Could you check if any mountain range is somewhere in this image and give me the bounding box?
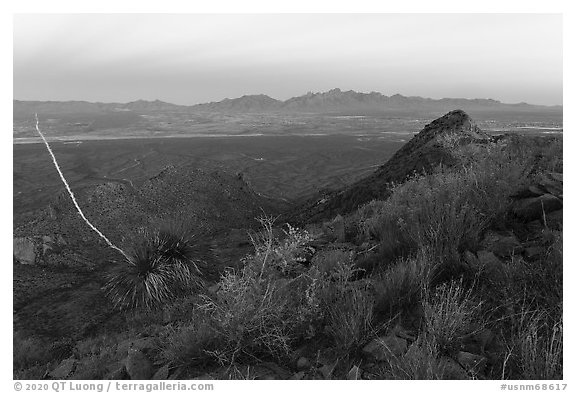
[13,88,562,117]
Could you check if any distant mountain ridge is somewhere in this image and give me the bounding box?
[14,88,562,117]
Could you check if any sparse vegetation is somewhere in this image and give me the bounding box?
[104,223,205,309]
[14,110,562,380]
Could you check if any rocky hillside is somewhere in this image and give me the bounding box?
[291,110,492,223]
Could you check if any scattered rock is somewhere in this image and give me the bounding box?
[347,365,362,380]
[482,231,522,258]
[125,348,154,380]
[49,357,76,379]
[524,246,546,260]
[290,371,306,380]
[296,357,311,370]
[152,365,170,380]
[105,362,127,380]
[457,351,487,374]
[438,357,468,380]
[362,336,408,361]
[13,237,36,265]
[513,194,562,222]
[511,185,546,199]
[318,361,338,379]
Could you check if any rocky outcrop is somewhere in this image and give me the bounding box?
[292,110,492,222]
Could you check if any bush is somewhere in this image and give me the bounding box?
[104,223,205,309]
[516,312,563,379]
[324,281,375,351]
[358,139,533,275]
[196,217,318,364]
[423,279,481,356]
[372,249,432,320]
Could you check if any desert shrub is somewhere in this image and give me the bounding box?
[358,138,533,274]
[516,311,563,380]
[380,339,467,380]
[372,249,433,319]
[161,312,222,369]
[423,279,481,356]
[324,280,375,351]
[198,268,296,363]
[104,223,205,309]
[246,216,314,278]
[309,250,376,350]
[196,217,318,364]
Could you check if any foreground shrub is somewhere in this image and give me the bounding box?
[104,224,205,309]
[423,279,481,356]
[358,139,532,273]
[196,217,317,364]
[372,249,432,320]
[516,311,563,380]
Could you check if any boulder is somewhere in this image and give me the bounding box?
[511,185,546,199]
[481,231,522,258]
[457,351,487,374]
[152,365,170,380]
[13,237,36,264]
[513,194,562,222]
[290,371,306,380]
[347,365,362,380]
[438,357,468,380]
[296,357,311,370]
[524,246,546,260]
[362,335,408,360]
[49,357,76,379]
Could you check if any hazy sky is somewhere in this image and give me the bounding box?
[13,14,563,106]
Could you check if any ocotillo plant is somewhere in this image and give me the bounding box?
[34,113,129,259]
[34,114,202,309]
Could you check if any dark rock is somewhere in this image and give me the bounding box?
[477,250,501,266]
[511,185,546,199]
[481,231,523,258]
[290,371,306,380]
[296,357,311,370]
[49,357,76,379]
[318,361,338,379]
[105,363,128,380]
[438,357,468,380]
[152,365,170,380]
[13,237,36,264]
[524,246,546,260]
[347,365,362,380]
[362,336,408,360]
[457,351,487,374]
[513,194,562,222]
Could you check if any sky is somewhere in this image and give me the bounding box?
[13,13,563,106]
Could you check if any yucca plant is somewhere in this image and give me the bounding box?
[104,224,205,309]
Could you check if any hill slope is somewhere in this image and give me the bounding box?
[290,110,492,222]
